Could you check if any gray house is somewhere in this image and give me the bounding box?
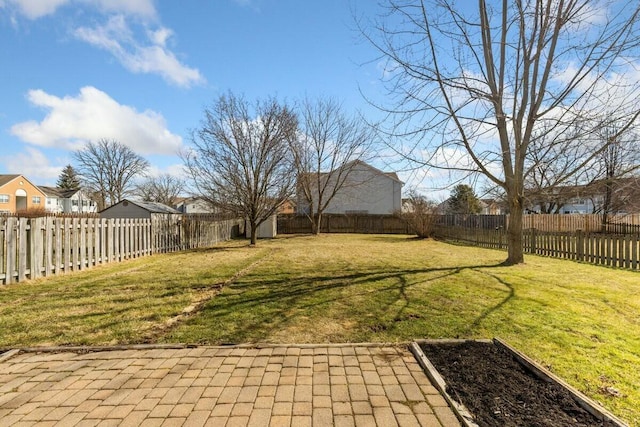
[297,160,403,215]
[99,199,181,219]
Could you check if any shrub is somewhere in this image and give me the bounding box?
[397,192,439,238]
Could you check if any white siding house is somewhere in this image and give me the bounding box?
[39,186,97,214]
[175,197,214,214]
[298,160,403,215]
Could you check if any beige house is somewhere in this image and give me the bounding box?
[0,174,47,214]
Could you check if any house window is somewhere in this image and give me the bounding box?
[72,200,79,206]
[32,196,41,204]
[0,194,8,203]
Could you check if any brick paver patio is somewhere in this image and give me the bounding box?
[0,344,460,426]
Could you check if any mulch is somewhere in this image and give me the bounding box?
[419,341,618,427]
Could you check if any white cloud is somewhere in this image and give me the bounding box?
[3,0,203,87]
[1,0,155,19]
[89,0,156,19]
[148,27,172,47]
[147,163,187,179]
[74,16,205,88]
[4,147,64,182]
[11,86,182,156]
[1,0,70,19]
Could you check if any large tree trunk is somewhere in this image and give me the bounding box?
[309,214,319,235]
[600,179,614,232]
[313,213,323,235]
[250,221,258,246]
[505,196,525,265]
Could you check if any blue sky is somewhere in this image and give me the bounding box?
[0,0,400,187]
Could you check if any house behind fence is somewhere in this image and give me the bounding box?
[0,214,244,285]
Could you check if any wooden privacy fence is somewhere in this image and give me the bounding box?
[435,225,640,270]
[0,215,244,285]
[435,213,640,233]
[277,214,410,234]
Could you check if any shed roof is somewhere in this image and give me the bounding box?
[100,199,182,214]
[131,200,182,214]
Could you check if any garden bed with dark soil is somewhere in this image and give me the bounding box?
[414,340,625,427]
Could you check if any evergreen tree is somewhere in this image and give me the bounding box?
[57,164,81,191]
[448,184,482,214]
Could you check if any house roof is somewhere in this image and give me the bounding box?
[175,196,207,206]
[0,174,46,196]
[39,186,83,199]
[38,186,62,197]
[0,174,21,187]
[101,199,182,214]
[317,160,403,184]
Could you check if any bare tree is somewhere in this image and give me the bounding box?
[292,98,374,234]
[396,190,439,238]
[135,174,185,206]
[366,0,640,264]
[523,124,586,213]
[586,126,640,223]
[74,139,150,210]
[525,125,640,217]
[183,93,297,245]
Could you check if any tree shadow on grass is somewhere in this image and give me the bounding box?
[459,269,516,337]
[166,261,516,344]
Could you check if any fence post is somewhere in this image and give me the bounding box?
[5,217,16,284]
[18,218,28,282]
[530,228,537,254]
[576,229,584,262]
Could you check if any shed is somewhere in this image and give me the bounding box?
[246,215,277,239]
[99,199,181,219]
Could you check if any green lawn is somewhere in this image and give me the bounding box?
[1,234,638,424]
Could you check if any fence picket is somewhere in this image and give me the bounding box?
[5,218,16,284]
[0,215,244,284]
[18,218,27,281]
[433,214,640,271]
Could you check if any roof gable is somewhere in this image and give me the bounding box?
[0,174,21,188]
[0,174,46,196]
[38,186,63,197]
[339,160,404,184]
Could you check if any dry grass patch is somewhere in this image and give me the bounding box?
[0,240,268,347]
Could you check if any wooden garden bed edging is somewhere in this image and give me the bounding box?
[410,338,628,427]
